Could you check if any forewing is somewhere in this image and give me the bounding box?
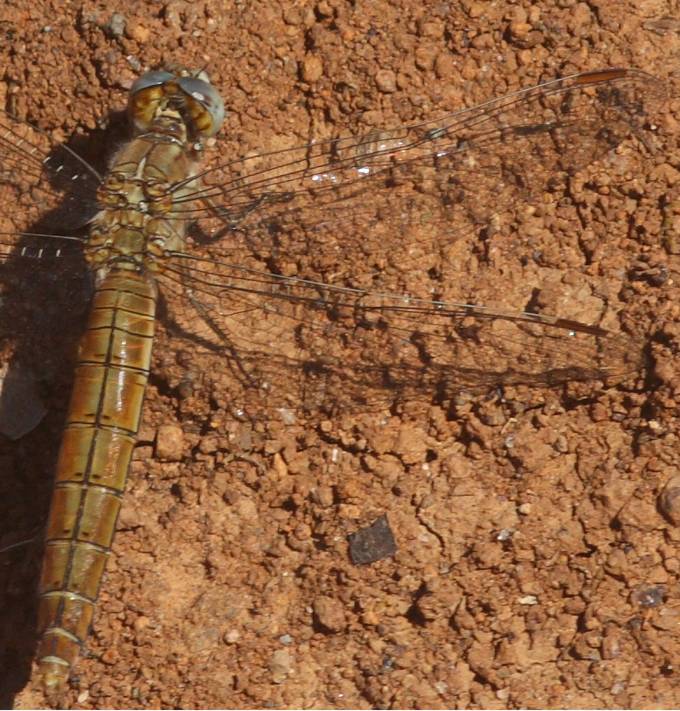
[180,68,664,284]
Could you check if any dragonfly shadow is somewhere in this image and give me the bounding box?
[0,228,87,705]
[0,112,128,703]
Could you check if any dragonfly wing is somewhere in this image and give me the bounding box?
[0,108,102,235]
[185,68,664,281]
[157,247,646,420]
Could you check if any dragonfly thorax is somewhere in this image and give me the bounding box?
[86,209,185,274]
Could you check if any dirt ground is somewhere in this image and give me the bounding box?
[1,0,680,708]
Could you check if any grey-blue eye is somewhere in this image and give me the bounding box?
[177,76,225,135]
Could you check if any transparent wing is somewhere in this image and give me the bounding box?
[0,67,662,427]
[153,243,646,421]
[176,68,664,280]
[0,107,102,232]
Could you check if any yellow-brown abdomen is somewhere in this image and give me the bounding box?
[36,269,157,693]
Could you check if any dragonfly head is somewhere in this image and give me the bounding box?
[128,68,225,140]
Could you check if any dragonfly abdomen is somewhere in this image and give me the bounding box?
[35,269,157,693]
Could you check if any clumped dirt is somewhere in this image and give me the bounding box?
[1,0,680,708]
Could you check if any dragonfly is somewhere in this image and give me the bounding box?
[0,65,663,695]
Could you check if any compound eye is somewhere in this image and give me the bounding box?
[130,70,176,96]
[177,77,225,135]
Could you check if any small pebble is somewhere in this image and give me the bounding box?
[434,51,454,79]
[224,629,240,644]
[375,69,397,93]
[313,595,346,632]
[610,681,626,695]
[156,424,185,461]
[659,475,680,525]
[268,649,292,683]
[133,615,150,633]
[273,452,288,478]
[276,407,296,425]
[518,502,532,515]
[104,12,126,38]
[348,514,397,565]
[302,55,323,82]
[631,584,665,608]
[518,595,538,605]
[312,484,334,508]
[101,648,118,665]
[508,21,531,41]
[127,23,150,43]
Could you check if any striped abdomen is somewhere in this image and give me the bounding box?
[35,269,157,692]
